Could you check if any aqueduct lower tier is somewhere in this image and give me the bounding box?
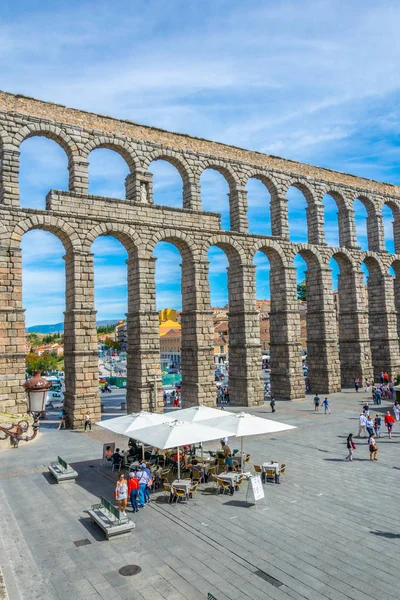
[1,91,400,426]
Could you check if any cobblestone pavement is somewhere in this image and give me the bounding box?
[1,390,399,600]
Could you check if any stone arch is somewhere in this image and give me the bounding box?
[250,238,288,269]
[147,228,199,263]
[283,178,316,205]
[198,160,240,190]
[14,122,77,162]
[328,248,357,273]
[84,222,141,256]
[143,150,192,181]
[361,252,385,277]
[292,243,325,269]
[382,199,400,253]
[201,234,247,266]
[241,170,279,197]
[11,215,80,253]
[84,137,140,172]
[353,194,383,252]
[284,179,323,245]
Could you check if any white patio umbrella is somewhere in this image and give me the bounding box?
[204,412,296,472]
[132,419,232,480]
[96,411,175,458]
[177,405,233,422]
[176,405,235,458]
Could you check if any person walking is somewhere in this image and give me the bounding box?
[374,414,382,438]
[137,466,149,508]
[375,387,382,405]
[363,402,370,416]
[346,433,356,461]
[313,394,320,412]
[115,474,128,516]
[368,433,378,461]
[384,411,395,439]
[270,397,276,413]
[365,415,374,437]
[354,378,360,392]
[128,472,139,513]
[141,462,152,503]
[380,371,385,384]
[358,413,367,437]
[365,380,370,393]
[323,397,331,414]
[393,401,400,422]
[84,411,91,431]
[57,409,67,430]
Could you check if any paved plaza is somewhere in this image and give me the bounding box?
[1,391,399,600]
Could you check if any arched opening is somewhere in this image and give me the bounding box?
[22,230,66,413]
[208,246,229,377]
[246,178,272,236]
[88,148,130,199]
[293,255,308,383]
[201,169,230,230]
[287,186,308,242]
[20,137,68,209]
[253,251,271,395]
[382,203,395,254]
[323,194,340,247]
[353,198,369,250]
[150,160,184,208]
[92,236,128,385]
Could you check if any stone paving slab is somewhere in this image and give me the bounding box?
[1,391,400,599]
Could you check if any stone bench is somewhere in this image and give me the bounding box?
[88,497,135,539]
[48,456,78,483]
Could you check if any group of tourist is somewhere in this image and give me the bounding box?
[216,385,229,405]
[114,460,153,515]
[313,394,331,414]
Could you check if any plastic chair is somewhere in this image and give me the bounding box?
[163,482,171,501]
[172,486,188,503]
[279,464,287,480]
[216,478,231,495]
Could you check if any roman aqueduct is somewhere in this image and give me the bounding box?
[0,90,399,426]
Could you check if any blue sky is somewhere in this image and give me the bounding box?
[3,0,398,325]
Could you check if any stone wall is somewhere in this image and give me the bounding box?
[0,90,399,424]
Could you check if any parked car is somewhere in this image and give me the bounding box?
[46,399,63,410]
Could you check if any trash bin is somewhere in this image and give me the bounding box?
[120,402,126,410]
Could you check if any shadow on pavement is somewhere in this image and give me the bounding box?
[78,516,108,542]
[370,530,400,539]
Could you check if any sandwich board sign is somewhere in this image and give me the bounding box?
[246,474,266,507]
[208,594,218,600]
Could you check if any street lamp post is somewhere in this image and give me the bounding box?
[0,371,51,444]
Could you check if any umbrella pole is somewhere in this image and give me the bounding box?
[142,443,145,461]
[240,437,244,473]
[177,446,181,481]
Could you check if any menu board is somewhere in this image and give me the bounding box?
[250,474,265,501]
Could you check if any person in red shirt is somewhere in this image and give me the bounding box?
[128,473,139,512]
[384,411,395,439]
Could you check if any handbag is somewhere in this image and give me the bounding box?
[351,441,356,450]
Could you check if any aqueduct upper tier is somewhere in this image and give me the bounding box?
[0,90,399,426]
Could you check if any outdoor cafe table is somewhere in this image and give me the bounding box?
[170,479,192,502]
[262,462,281,484]
[218,472,240,493]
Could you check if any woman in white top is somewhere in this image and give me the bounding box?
[115,474,128,516]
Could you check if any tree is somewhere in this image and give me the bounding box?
[27,333,41,348]
[25,352,59,375]
[297,281,306,301]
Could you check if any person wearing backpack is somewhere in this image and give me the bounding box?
[346,433,356,461]
[137,465,149,508]
[128,473,139,513]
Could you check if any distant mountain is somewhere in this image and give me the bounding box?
[26,319,120,334]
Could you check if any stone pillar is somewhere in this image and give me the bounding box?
[393,271,400,342]
[337,269,373,387]
[229,186,248,233]
[367,212,385,252]
[227,263,263,406]
[339,207,358,248]
[63,250,100,427]
[270,193,289,239]
[183,175,201,211]
[0,149,20,206]
[68,157,89,195]
[393,215,400,254]
[126,255,162,412]
[125,170,153,203]
[180,259,215,406]
[305,266,341,393]
[0,246,26,414]
[367,271,400,380]
[269,266,304,400]
[307,202,325,245]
